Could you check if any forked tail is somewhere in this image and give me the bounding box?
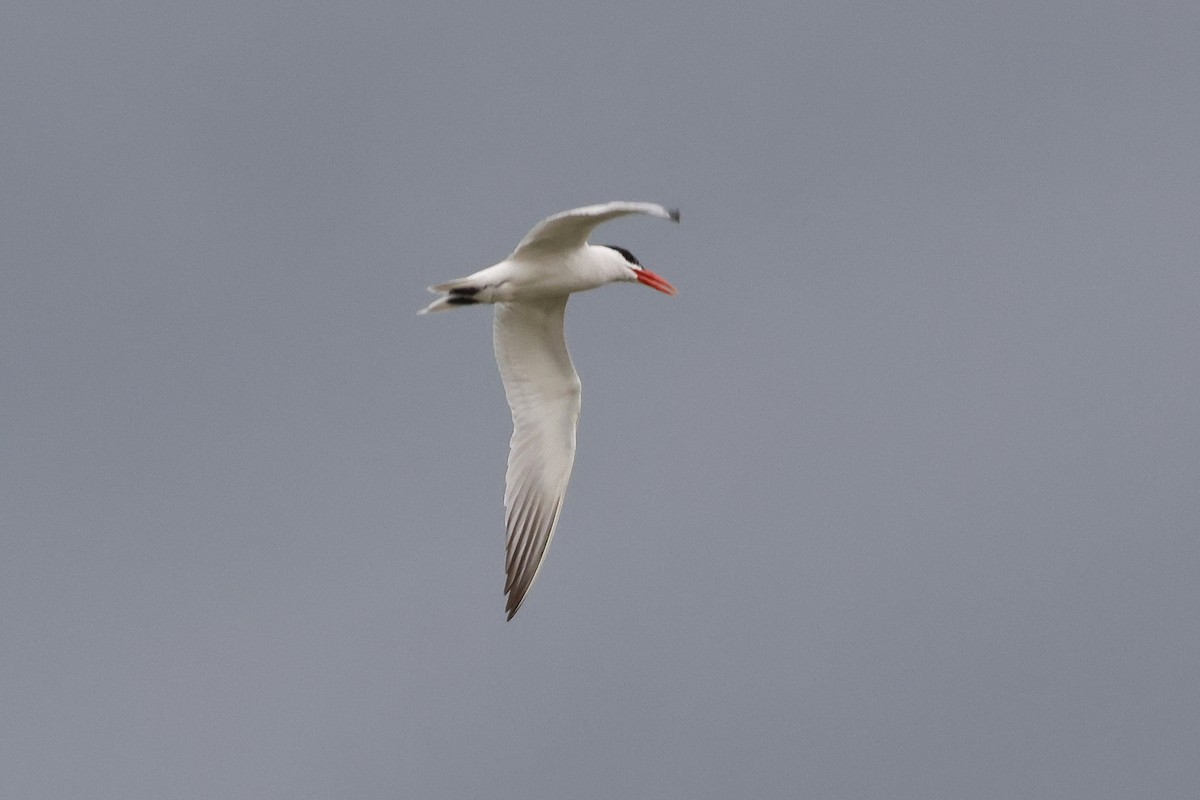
[418,283,482,314]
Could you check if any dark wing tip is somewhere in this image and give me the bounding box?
[504,559,540,620]
[667,208,681,223]
[505,587,525,620]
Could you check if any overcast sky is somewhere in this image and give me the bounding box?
[3,2,1199,798]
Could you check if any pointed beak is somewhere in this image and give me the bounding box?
[635,268,678,296]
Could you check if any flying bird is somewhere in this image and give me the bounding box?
[420,201,680,619]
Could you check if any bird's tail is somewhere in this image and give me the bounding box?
[418,281,483,315]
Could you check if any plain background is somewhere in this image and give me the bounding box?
[3,2,1198,798]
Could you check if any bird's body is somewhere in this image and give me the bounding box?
[420,201,680,619]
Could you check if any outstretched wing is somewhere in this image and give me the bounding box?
[493,297,582,619]
[510,201,680,260]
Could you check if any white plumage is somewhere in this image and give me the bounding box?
[420,201,680,618]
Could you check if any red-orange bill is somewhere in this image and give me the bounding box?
[635,268,677,296]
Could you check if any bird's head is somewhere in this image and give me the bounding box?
[599,244,677,296]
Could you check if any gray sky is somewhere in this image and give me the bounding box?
[3,2,1199,798]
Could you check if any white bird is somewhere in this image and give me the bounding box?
[420,201,680,619]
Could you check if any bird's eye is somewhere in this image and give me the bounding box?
[602,245,641,266]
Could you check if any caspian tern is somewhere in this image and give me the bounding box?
[420,201,680,619]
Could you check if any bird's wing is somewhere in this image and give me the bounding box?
[510,201,680,260]
[493,297,582,619]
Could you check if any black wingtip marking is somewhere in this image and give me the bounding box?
[668,208,681,223]
[446,295,479,306]
[449,286,480,296]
